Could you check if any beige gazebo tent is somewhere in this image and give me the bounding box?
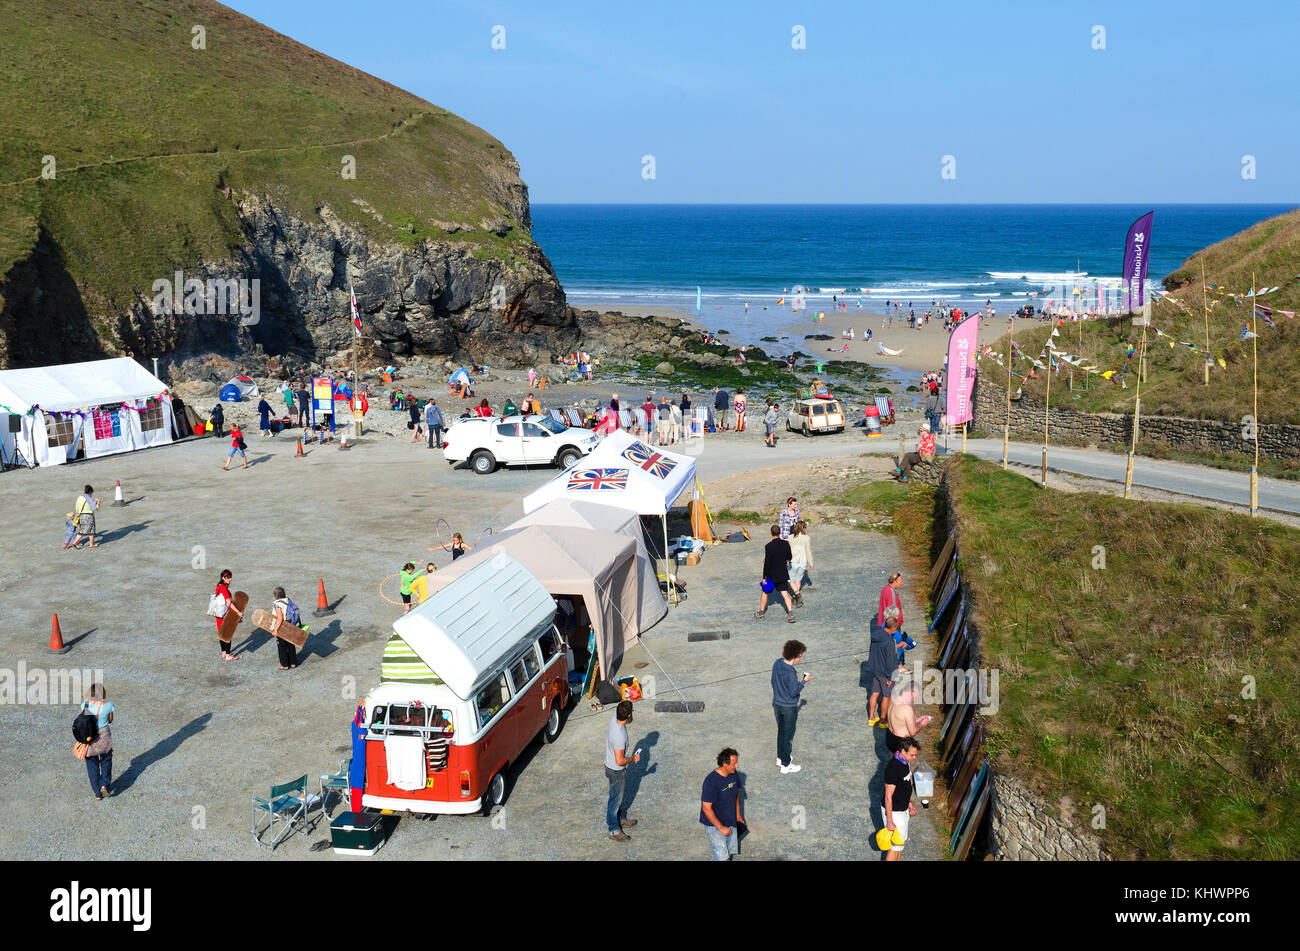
[422,524,664,685]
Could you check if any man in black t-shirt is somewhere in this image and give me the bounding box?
[757,524,795,622]
[713,387,730,429]
[700,747,745,860]
[881,736,920,861]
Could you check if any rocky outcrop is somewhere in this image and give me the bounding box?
[99,191,571,376]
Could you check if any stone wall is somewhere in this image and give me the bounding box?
[989,773,1110,861]
[937,469,1112,861]
[973,383,1300,460]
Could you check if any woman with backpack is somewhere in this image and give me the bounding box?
[76,683,115,800]
[270,586,304,669]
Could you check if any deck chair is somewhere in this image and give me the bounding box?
[874,396,895,426]
[564,408,584,428]
[669,406,683,443]
[252,774,311,850]
[619,409,633,431]
[632,407,648,436]
[319,759,351,818]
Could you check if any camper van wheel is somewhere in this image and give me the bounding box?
[802,421,811,438]
[541,702,563,744]
[557,447,582,469]
[470,450,496,475]
[479,771,507,815]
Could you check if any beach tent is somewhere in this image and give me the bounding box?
[522,430,699,596]
[507,500,667,635]
[422,524,660,683]
[226,375,259,398]
[218,383,242,402]
[448,368,471,387]
[0,357,174,468]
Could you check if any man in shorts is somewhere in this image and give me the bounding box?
[700,747,745,860]
[882,736,920,860]
[867,615,900,728]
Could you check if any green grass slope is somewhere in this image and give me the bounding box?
[948,456,1299,859]
[983,207,1300,425]
[0,0,536,320]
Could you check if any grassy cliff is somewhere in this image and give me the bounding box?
[0,0,540,358]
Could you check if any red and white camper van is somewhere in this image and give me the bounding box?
[360,555,570,814]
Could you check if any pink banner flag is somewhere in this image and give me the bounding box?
[946,315,979,427]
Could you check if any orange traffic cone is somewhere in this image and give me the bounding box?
[112,480,125,506]
[339,432,349,450]
[313,578,334,618]
[295,439,304,458]
[49,613,70,653]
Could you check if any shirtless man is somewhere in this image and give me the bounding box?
[884,679,933,755]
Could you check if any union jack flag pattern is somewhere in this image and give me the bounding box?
[567,468,629,491]
[621,440,677,478]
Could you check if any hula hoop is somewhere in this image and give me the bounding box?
[432,517,452,553]
[378,572,403,606]
[473,526,493,547]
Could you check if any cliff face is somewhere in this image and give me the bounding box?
[0,0,572,373]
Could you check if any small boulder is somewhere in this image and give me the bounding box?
[655,361,675,375]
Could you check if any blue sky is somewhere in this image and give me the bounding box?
[226,0,1299,203]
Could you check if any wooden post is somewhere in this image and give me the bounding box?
[1124,321,1147,499]
[1251,271,1259,517]
[1003,317,1013,469]
[1041,347,1051,488]
[1201,257,1211,385]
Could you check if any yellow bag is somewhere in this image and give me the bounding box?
[205,420,213,432]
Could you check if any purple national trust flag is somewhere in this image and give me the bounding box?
[946,315,979,427]
[1122,211,1155,312]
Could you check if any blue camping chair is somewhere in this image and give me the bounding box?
[252,774,312,850]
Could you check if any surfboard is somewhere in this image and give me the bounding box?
[217,591,248,642]
[250,608,308,648]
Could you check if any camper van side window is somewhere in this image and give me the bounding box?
[538,628,561,661]
[522,645,541,680]
[508,656,534,694]
[475,674,511,728]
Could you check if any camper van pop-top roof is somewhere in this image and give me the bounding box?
[390,554,556,701]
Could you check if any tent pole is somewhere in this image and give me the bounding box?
[662,514,676,606]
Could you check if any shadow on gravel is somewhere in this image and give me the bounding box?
[114,713,213,794]
[98,521,151,544]
[299,619,342,661]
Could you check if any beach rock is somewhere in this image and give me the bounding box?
[654,361,675,375]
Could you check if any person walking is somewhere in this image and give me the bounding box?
[257,396,274,437]
[878,572,904,632]
[734,390,747,432]
[222,425,248,470]
[700,748,745,860]
[868,616,900,727]
[772,641,810,773]
[882,736,921,860]
[269,586,307,669]
[763,401,779,447]
[71,485,100,549]
[210,401,225,437]
[923,383,942,435]
[213,569,243,661]
[756,524,795,622]
[778,497,800,540]
[788,521,813,603]
[425,399,444,449]
[79,683,115,800]
[605,700,640,841]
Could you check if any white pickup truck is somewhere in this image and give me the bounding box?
[441,414,599,474]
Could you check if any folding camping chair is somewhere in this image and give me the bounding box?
[252,774,312,850]
[691,406,708,437]
[874,396,895,426]
[619,409,633,431]
[632,407,648,437]
[564,408,584,429]
[546,408,565,426]
[319,759,351,818]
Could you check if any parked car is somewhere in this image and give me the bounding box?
[442,413,598,474]
[786,397,845,436]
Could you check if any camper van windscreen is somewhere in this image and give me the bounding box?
[368,704,454,740]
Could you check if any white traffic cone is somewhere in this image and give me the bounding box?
[112,481,125,506]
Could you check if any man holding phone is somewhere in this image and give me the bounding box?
[771,639,810,774]
[604,700,641,842]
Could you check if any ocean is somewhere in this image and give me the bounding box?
[531,204,1296,342]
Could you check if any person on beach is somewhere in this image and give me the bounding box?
[772,641,810,774]
[71,485,100,549]
[222,425,248,470]
[473,398,493,418]
[757,524,795,623]
[763,401,779,448]
[778,497,800,539]
[734,390,747,432]
[210,401,225,437]
[528,367,537,388]
[605,700,641,842]
[885,679,933,755]
[63,511,77,549]
[214,569,243,661]
[295,384,310,427]
[712,387,730,430]
[868,616,900,727]
[895,422,936,482]
[700,748,745,860]
[641,395,655,440]
[788,521,813,601]
[398,561,427,614]
[657,396,673,445]
[429,532,472,562]
[408,399,425,443]
[269,586,305,669]
[257,396,274,437]
[923,385,943,436]
[79,683,115,800]
[882,736,920,860]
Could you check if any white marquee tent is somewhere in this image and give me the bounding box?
[0,358,174,468]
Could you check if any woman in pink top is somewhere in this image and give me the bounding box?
[895,423,936,482]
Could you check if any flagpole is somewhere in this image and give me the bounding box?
[1251,271,1259,516]
[1003,316,1013,469]
[1041,342,1051,488]
[1123,320,1147,499]
[1201,257,1211,385]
